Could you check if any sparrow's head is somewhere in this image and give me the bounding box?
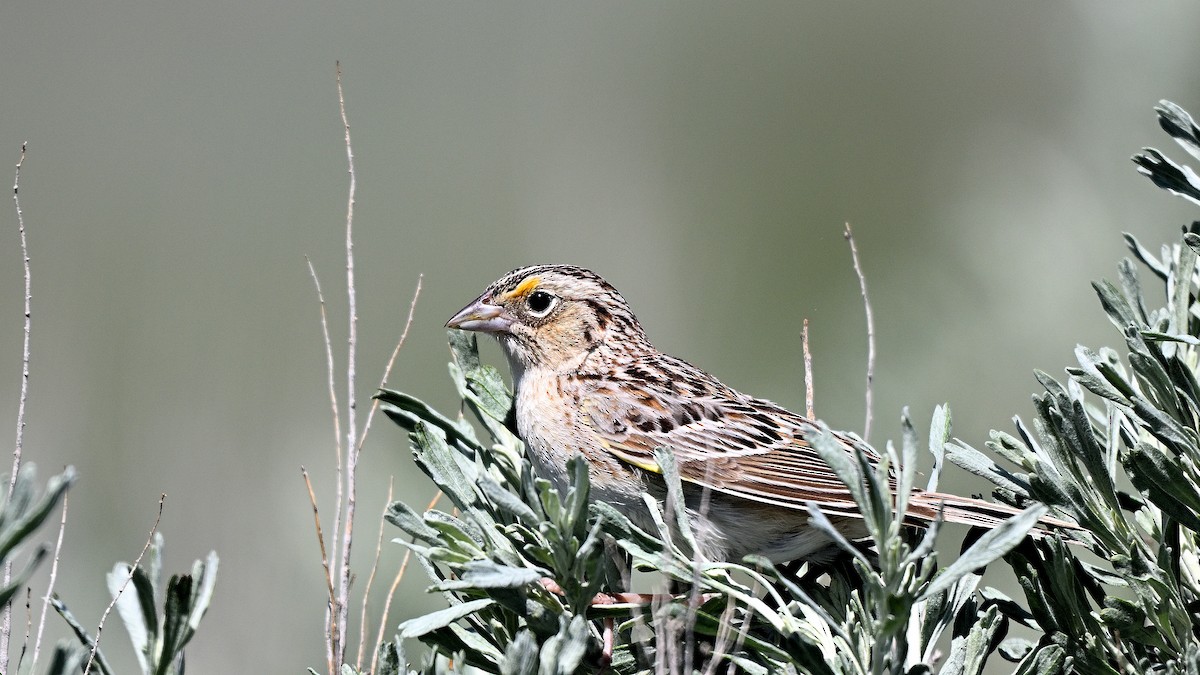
[447,264,647,373]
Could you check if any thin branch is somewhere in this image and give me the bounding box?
[355,479,394,670]
[305,255,342,670]
[30,492,67,670]
[15,587,29,673]
[301,466,336,675]
[370,490,440,675]
[701,595,739,675]
[2,142,31,667]
[844,222,875,442]
[85,494,165,675]
[335,60,359,670]
[802,318,815,419]
[306,256,344,508]
[354,274,422,456]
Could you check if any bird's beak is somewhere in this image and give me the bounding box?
[446,297,514,334]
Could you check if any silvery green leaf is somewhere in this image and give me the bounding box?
[51,597,114,675]
[1069,345,1136,402]
[465,366,514,425]
[959,605,1004,675]
[1117,257,1151,323]
[1012,643,1064,675]
[561,455,591,535]
[500,631,539,675]
[1172,239,1197,334]
[435,560,546,591]
[1128,396,1193,456]
[0,465,74,562]
[411,421,479,510]
[1133,148,1200,206]
[187,551,218,632]
[945,440,1032,498]
[927,404,950,493]
[377,389,482,452]
[0,545,46,622]
[744,555,841,634]
[553,615,590,675]
[1092,279,1141,330]
[998,637,1034,662]
[921,506,1045,600]
[1123,232,1170,281]
[1125,443,1200,531]
[385,501,441,543]
[979,587,1039,630]
[105,563,154,675]
[897,408,919,502]
[803,501,870,568]
[398,598,495,639]
[448,328,484,372]
[653,446,700,555]
[425,510,487,554]
[1185,232,1200,254]
[1157,100,1200,162]
[477,474,538,525]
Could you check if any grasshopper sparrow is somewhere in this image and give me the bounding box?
[448,264,1052,563]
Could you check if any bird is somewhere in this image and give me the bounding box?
[446,264,1062,564]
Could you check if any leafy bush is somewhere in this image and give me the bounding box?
[373,100,1200,675]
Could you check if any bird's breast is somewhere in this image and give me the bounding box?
[513,370,647,511]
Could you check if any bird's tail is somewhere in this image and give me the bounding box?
[905,491,1078,531]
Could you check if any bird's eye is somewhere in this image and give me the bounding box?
[526,290,557,317]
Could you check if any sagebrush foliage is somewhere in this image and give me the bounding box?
[372,100,1200,675]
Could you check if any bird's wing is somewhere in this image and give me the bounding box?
[577,355,877,516]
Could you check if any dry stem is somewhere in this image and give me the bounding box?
[2,142,31,667]
[354,274,422,456]
[802,318,814,419]
[305,256,342,672]
[843,222,875,442]
[370,490,440,675]
[85,494,165,675]
[333,60,359,670]
[355,479,393,670]
[30,492,67,670]
[302,466,336,675]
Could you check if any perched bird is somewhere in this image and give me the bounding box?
[447,264,1057,563]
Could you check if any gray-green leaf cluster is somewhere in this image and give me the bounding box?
[52,534,218,675]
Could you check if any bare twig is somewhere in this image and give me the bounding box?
[2,142,31,667]
[355,479,394,670]
[334,60,359,670]
[85,494,165,675]
[355,274,422,456]
[370,490,440,675]
[305,256,342,671]
[301,467,336,675]
[802,318,815,419]
[306,257,344,513]
[30,493,67,670]
[701,596,739,675]
[15,587,30,673]
[844,222,875,442]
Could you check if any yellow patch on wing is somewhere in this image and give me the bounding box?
[601,437,665,475]
[501,276,541,300]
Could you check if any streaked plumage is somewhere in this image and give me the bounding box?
[447,264,1059,563]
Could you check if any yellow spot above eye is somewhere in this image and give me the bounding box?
[502,276,541,300]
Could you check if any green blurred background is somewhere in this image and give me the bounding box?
[2,2,1199,671]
